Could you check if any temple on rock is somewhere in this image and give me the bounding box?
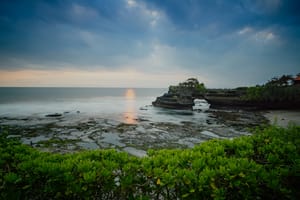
[152,78,205,109]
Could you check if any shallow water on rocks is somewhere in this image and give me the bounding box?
[0,107,267,157]
[0,88,268,156]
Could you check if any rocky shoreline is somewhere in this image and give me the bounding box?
[0,108,268,156]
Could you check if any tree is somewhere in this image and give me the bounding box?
[266,75,293,87]
[168,78,206,96]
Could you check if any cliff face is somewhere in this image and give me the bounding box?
[152,78,205,109]
[152,94,195,109]
[153,79,300,110]
[205,86,300,110]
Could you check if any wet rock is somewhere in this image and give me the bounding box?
[136,118,149,122]
[153,78,205,109]
[116,123,137,133]
[1,108,269,155]
[207,110,268,129]
[99,132,125,148]
[77,141,99,150]
[152,94,195,109]
[45,113,63,117]
[201,130,223,139]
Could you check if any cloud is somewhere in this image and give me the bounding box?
[0,0,299,87]
[126,0,137,8]
[237,26,278,44]
[241,0,282,14]
[255,31,276,41]
[69,3,99,20]
[238,27,253,35]
[125,0,164,28]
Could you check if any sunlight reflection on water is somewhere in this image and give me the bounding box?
[123,89,137,124]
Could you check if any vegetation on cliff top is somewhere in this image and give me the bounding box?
[1,125,299,199]
[168,78,206,97]
[243,74,300,102]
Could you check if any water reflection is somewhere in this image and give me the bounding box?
[125,89,136,100]
[123,89,137,124]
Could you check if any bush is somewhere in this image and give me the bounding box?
[0,125,299,199]
[244,85,300,102]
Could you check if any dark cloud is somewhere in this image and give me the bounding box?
[0,0,299,87]
[0,0,155,70]
[144,0,300,35]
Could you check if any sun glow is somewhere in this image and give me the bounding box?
[0,69,192,88]
[125,89,136,100]
[123,89,137,124]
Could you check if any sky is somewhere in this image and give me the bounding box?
[0,0,299,88]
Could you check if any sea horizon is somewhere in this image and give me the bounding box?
[0,86,166,89]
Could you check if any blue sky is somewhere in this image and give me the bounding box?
[0,0,299,87]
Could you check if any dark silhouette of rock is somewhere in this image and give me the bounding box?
[204,88,300,110]
[152,78,205,109]
[45,113,63,117]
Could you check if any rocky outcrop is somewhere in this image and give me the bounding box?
[204,88,253,109]
[205,95,300,110]
[153,82,300,110]
[204,88,300,110]
[152,93,195,109]
[152,78,205,109]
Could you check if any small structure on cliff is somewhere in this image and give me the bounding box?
[294,75,300,85]
[152,78,205,109]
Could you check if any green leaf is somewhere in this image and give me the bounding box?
[238,172,245,178]
[4,172,21,184]
[182,193,190,198]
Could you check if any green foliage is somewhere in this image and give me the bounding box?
[244,85,300,102]
[242,74,300,102]
[169,78,206,96]
[0,125,299,199]
[195,82,206,94]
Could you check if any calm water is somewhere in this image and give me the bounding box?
[0,87,209,124]
[0,87,165,103]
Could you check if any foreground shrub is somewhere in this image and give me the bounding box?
[0,125,299,199]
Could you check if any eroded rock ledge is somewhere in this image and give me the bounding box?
[152,78,205,109]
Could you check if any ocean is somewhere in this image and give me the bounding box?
[0,87,209,124]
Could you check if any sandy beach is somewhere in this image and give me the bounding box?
[264,110,300,127]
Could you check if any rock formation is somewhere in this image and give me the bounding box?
[152,78,205,109]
